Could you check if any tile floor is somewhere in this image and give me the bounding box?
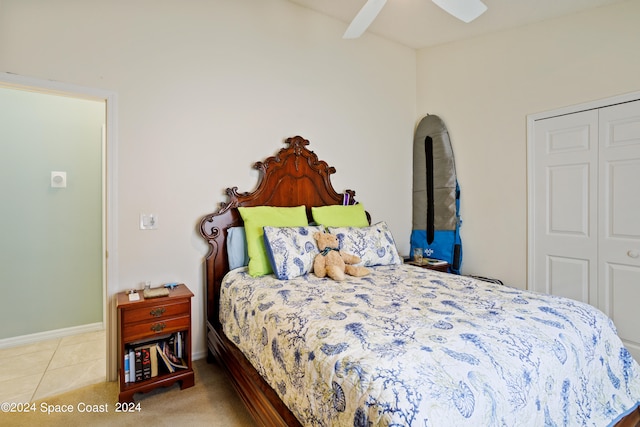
[0,330,106,403]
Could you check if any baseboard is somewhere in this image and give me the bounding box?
[192,349,208,361]
[0,322,104,349]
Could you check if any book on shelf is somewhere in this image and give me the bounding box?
[155,342,175,373]
[175,331,182,359]
[157,337,188,373]
[169,332,185,360]
[128,349,135,383]
[134,348,143,382]
[140,346,151,380]
[124,352,130,383]
[149,344,158,377]
[124,332,186,382]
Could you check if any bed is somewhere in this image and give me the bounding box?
[199,136,640,426]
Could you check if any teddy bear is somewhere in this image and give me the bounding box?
[312,231,369,281]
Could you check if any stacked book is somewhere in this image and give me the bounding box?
[124,332,187,383]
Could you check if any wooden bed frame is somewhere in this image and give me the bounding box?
[199,136,640,427]
[199,136,356,426]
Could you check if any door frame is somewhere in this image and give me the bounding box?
[0,71,119,381]
[526,90,640,291]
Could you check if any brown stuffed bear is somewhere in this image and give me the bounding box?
[312,232,369,281]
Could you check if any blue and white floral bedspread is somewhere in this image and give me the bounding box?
[220,264,640,426]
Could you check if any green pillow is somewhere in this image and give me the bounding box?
[311,204,369,227]
[238,206,308,277]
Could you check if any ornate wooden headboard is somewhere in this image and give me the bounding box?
[199,135,366,426]
[199,135,358,329]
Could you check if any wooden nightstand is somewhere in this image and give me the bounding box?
[406,259,450,273]
[117,284,195,403]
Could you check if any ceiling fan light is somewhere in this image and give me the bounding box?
[432,0,487,23]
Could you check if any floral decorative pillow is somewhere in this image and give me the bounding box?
[328,221,402,267]
[263,226,323,280]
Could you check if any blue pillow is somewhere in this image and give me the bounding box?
[227,227,249,270]
[263,226,323,280]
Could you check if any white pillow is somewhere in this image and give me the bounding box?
[263,226,323,280]
[328,221,402,267]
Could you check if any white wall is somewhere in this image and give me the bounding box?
[6,0,634,376]
[417,0,640,288]
[0,0,416,363]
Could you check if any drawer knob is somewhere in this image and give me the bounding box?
[150,307,166,317]
[151,322,166,332]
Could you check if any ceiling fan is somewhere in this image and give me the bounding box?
[343,0,488,39]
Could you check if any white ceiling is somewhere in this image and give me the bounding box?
[287,0,628,49]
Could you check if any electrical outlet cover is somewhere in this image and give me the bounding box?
[51,171,67,188]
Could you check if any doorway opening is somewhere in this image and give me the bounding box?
[0,72,118,385]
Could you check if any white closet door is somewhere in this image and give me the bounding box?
[598,101,640,361]
[532,110,598,305]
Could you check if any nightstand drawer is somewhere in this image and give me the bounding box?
[123,300,190,324]
[122,315,190,342]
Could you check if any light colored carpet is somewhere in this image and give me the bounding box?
[2,358,256,427]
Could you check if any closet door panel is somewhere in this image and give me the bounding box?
[532,110,598,304]
[608,160,640,239]
[599,101,640,362]
[605,263,640,361]
[547,256,589,302]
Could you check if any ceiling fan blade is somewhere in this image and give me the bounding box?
[432,0,487,23]
[343,0,387,39]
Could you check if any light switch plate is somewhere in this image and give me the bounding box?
[140,213,158,230]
